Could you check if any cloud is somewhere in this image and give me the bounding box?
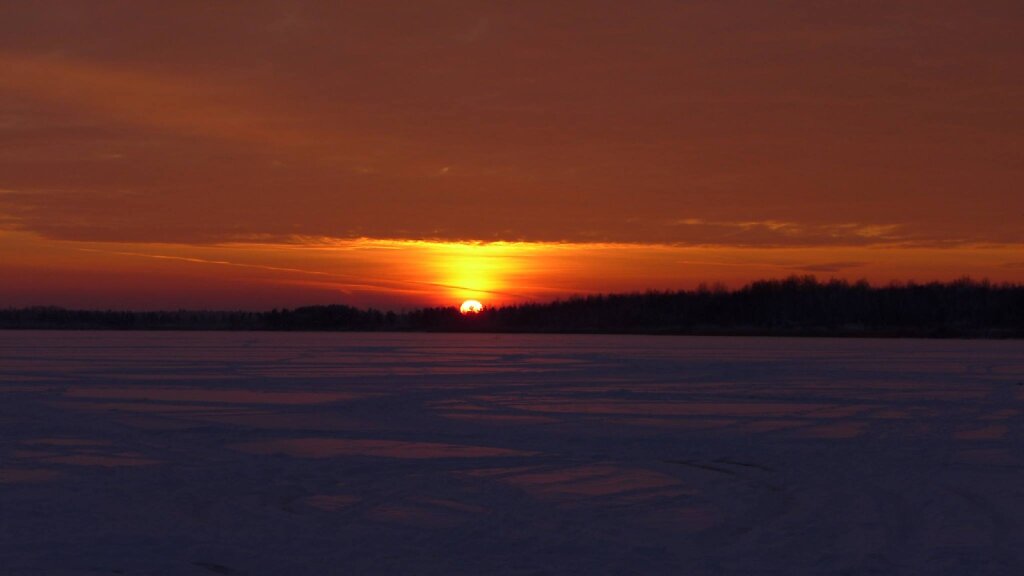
[0,3,1022,249]
[669,218,907,247]
[789,261,866,273]
[0,53,311,150]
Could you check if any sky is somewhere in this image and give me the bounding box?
[1,1,1023,310]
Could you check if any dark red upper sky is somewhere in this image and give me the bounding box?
[2,1,1022,308]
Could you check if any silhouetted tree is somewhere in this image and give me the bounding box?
[2,277,1022,337]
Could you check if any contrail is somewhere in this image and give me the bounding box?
[76,247,529,300]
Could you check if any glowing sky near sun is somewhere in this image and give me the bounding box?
[1,2,1023,309]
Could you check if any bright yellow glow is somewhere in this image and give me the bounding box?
[233,237,558,305]
[460,299,484,314]
[8,230,1024,310]
[428,241,530,303]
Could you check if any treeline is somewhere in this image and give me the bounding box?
[2,277,1023,337]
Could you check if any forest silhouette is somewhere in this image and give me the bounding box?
[3,276,1022,338]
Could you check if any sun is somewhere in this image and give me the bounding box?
[459,299,484,314]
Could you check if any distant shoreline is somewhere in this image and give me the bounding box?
[4,276,1022,339]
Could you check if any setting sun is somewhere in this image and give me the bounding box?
[459,300,483,314]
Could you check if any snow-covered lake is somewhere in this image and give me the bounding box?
[2,332,1022,575]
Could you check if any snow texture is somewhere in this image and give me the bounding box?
[1,332,1023,575]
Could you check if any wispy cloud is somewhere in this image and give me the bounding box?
[0,53,321,150]
[789,261,866,273]
[671,218,906,246]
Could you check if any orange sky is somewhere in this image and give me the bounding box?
[1,1,1023,309]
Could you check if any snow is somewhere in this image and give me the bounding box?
[1,331,1023,575]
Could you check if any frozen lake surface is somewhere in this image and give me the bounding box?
[1,332,1023,575]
